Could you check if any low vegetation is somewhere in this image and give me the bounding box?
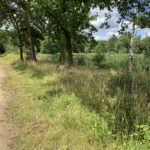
[0,52,149,150]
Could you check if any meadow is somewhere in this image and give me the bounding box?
[38,53,144,70]
[0,52,149,150]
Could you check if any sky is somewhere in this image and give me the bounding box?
[90,7,150,41]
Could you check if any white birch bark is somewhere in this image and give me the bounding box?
[129,21,135,71]
[129,7,136,71]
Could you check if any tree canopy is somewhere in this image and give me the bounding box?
[0,0,149,66]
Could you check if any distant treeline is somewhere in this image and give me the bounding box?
[93,34,150,54]
[40,33,150,55]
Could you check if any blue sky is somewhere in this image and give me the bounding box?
[90,8,150,41]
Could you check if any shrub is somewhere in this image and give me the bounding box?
[92,53,105,68]
[75,55,86,66]
[0,43,6,54]
[40,37,59,54]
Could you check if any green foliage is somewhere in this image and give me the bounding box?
[92,53,105,68]
[108,71,150,135]
[142,56,150,72]
[0,43,5,54]
[116,33,131,52]
[93,41,107,53]
[142,37,150,57]
[75,55,86,66]
[0,29,9,53]
[0,29,9,44]
[32,0,97,64]
[133,37,143,54]
[134,125,150,143]
[117,0,150,30]
[105,34,118,53]
[40,37,59,54]
[92,33,150,55]
[137,14,150,28]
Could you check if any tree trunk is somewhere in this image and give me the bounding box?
[25,15,37,62]
[63,30,73,66]
[129,22,135,71]
[9,15,24,61]
[19,37,24,61]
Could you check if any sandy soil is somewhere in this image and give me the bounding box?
[0,67,14,150]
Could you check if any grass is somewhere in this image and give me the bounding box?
[38,53,144,70]
[1,52,150,150]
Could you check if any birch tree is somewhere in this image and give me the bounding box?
[117,0,150,71]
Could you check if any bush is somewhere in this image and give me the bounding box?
[40,37,59,54]
[92,53,105,68]
[0,43,6,54]
[75,55,86,66]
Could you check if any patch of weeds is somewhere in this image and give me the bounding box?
[13,61,28,71]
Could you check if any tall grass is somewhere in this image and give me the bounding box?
[108,72,150,135]
[38,53,144,71]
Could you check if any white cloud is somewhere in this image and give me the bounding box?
[90,8,119,29]
[136,28,150,39]
[106,31,119,37]
[90,17,105,28]
[94,35,108,41]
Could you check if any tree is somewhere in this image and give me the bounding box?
[93,41,107,53]
[1,0,24,61]
[1,0,42,61]
[17,0,37,61]
[0,29,9,54]
[33,0,97,66]
[115,33,131,53]
[117,0,150,71]
[141,37,150,57]
[133,37,143,54]
[106,35,118,53]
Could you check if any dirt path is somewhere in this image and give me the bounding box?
[0,67,13,150]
